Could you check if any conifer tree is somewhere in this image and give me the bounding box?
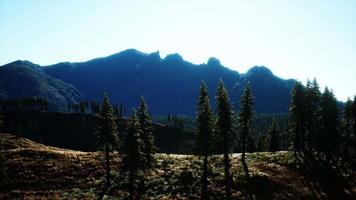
[238,83,253,161]
[305,78,321,150]
[91,101,100,114]
[196,81,214,200]
[246,131,256,153]
[216,79,232,199]
[137,96,157,170]
[119,104,124,118]
[256,135,266,152]
[95,93,119,188]
[113,104,119,117]
[343,98,353,157]
[121,110,145,200]
[319,87,338,153]
[268,119,280,152]
[289,82,306,154]
[0,115,3,130]
[79,101,88,114]
[0,133,7,181]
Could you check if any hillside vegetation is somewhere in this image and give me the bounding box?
[1,133,355,200]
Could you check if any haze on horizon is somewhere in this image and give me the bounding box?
[0,0,355,101]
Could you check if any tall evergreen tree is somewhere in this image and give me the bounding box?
[121,110,145,200]
[343,98,353,157]
[268,119,280,152]
[196,81,214,200]
[137,96,157,170]
[289,82,306,154]
[246,130,257,153]
[305,78,321,150]
[95,93,119,188]
[238,83,254,162]
[319,87,339,153]
[216,79,233,199]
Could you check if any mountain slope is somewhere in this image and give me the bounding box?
[0,61,81,110]
[235,66,295,113]
[0,49,295,115]
[43,49,295,115]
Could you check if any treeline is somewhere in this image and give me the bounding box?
[0,97,48,112]
[166,114,185,130]
[289,79,356,157]
[67,101,126,116]
[194,78,356,199]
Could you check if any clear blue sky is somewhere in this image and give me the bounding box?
[1,0,355,101]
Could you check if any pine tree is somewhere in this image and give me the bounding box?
[256,134,266,152]
[268,119,280,152]
[95,93,119,188]
[305,78,321,150]
[238,83,253,161]
[216,79,232,199]
[137,96,157,170]
[289,82,306,154]
[79,101,87,114]
[246,130,256,153]
[113,104,119,117]
[319,87,339,153]
[196,81,214,200]
[0,131,7,181]
[91,101,100,114]
[121,110,145,200]
[0,115,3,130]
[343,98,353,157]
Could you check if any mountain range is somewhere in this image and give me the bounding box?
[0,49,296,115]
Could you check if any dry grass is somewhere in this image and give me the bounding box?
[0,133,355,200]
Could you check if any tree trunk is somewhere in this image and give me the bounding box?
[301,125,305,151]
[129,170,134,200]
[354,118,356,158]
[344,121,349,158]
[105,144,111,188]
[223,131,231,200]
[202,153,208,200]
[242,122,248,162]
[242,133,246,162]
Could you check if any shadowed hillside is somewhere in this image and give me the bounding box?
[0,111,195,154]
[44,49,295,115]
[0,61,81,111]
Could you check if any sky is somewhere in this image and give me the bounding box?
[0,0,355,101]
